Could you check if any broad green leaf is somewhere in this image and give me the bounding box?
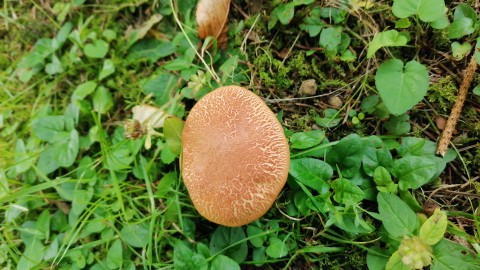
[367,30,408,58]
[367,246,390,270]
[315,108,342,127]
[102,29,117,41]
[340,49,356,62]
[320,7,347,24]
[375,59,429,116]
[84,39,109,58]
[163,117,184,155]
[120,223,149,248]
[384,113,411,135]
[82,218,106,237]
[160,145,177,164]
[156,171,177,198]
[326,134,366,178]
[331,178,365,205]
[392,0,446,22]
[395,18,411,28]
[397,137,436,157]
[55,22,73,44]
[385,251,410,270]
[473,85,480,96]
[37,146,60,174]
[163,54,194,71]
[430,14,450,29]
[431,239,480,270]
[252,246,268,266]
[141,73,178,105]
[475,38,480,65]
[105,139,137,171]
[419,208,447,245]
[454,3,477,22]
[45,54,64,74]
[447,18,475,39]
[451,42,472,61]
[273,3,295,26]
[53,129,79,167]
[399,190,423,212]
[289,158,333,194]
[32,115,66,142]
[36,209,51,240]
[14,139,36,174]
[319,27,342,57]
[377,192,418,238]
[72,81,98,101]
[266,237,289,258]
[106,239,123,269]
[300,7,324,36]
[71,188,93,216]
[17,238,46,270]
[210,227,248,263]
[44,237,59,261]
[247,225,266,248]
[393,156,437,190]
[99,58,115,80]
[127,39,175,63]
[362,136,394,176]
[93,86,114,114]
[374,166,393,185]
[196,242,211,258]
[300,15,324,37]
[66,249,87,269]
[330,208,374,234]
[211,255,241,270]
[290,130,326,149]
[174,241,208,270]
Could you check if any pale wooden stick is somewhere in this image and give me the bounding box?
[436,56,478,156]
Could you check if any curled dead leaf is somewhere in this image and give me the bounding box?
[132,104,168,128]
[196,0,231,48]
[124,104,169,149]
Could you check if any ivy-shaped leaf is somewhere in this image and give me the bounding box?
[375,59,429,116]
[367,30,408,58]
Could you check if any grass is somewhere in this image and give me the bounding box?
[1,0,479,269]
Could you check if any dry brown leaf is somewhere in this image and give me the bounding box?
[196,0,231,48]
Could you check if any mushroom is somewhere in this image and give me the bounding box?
[181,86,290,227]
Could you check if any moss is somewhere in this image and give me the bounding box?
[287,52,312,78]
[428,76,458,113]
[311,58,327,81]
[253,49,294,91]
[288,109,319,130]
[320,79,349,91]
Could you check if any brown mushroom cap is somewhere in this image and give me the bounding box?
[181,86,290,227]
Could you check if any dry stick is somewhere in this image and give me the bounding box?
[436,55,478,156]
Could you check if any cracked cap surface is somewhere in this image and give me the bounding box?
[181,86,290,227]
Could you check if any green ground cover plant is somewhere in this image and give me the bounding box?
[1,0,479,269]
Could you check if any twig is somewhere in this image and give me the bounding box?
[436,55,478,156]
